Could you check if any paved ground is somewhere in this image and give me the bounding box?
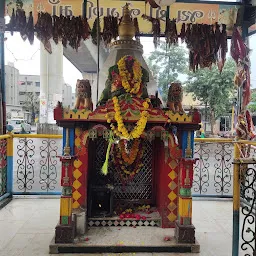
[0,198,239,256]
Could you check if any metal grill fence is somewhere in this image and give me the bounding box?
[0,138,7,197]
[193,139,234,197]
[12,135,62,195]
[239,163,256,256]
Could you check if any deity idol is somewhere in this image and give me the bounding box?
[98,55,149,105]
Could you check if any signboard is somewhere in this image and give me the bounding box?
[6,0,83,21]
[170,3,238,35]
[86,0,167,34]
[5,0,238,36]
[33,0,83,22]
[86,1,238,36]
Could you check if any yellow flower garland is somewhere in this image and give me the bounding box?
[117,56,142,95]
[107,97,150,140]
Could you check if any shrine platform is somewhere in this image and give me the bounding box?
[0,198,233,256]
[49,226,200,254]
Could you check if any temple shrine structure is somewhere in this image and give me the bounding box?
[52,4,201,253]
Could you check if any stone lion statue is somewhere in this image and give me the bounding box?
[167,82,184,113]
[75,79,93,110]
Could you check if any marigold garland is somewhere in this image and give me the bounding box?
[117,56,142,95]
[107,96,150,140]
[113,140,145,181]
[119,139,140,165]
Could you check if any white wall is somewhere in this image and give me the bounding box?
[5,64,19,105]
[18,74,40,105]
[62,83,73,107]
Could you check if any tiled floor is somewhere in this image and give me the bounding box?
[0,198,234,256]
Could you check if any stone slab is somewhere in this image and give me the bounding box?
[49,226,200,254]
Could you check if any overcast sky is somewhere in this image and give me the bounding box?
[4,31,256,91]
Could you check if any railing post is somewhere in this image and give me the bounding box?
[232,142,240,256]
[6,134,13,195]
[0,0,6,135]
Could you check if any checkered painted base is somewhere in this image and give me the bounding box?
[88,218,161,227]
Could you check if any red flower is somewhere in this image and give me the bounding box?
[135,214,141,220]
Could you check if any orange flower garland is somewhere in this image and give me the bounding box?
[113,141,145,180]
[119,139,140,165]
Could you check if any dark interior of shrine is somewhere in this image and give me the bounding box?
[87,136,157,218]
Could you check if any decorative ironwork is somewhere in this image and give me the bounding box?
[193,142,210,194]
[89,129,97,140]
[213,143,232,195]
[240,165,256,256]
[103,129,111,140]
[39,139,59,191]
[16,138,35,192]
[14,137,62,193]
[91,137,153,202]
[0,139,7,197]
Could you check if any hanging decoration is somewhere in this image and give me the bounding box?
[119,139,141,165]
[142,14,161,48]
[102,16,119,46]
[35,12,53,53]
[6,8,228,73]
[101,131,115,175]
[35,12,90,53]
[113,139,145,182]
[184,23,228,72]
[231,27,251,109]
[216,23,228,73]
[8,8,34,44]
[165,18,178,46]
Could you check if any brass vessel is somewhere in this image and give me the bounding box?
[118,3,136,40]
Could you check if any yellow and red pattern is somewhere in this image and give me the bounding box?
[89,97,168,123]
[178,197,192,225]
[59,197,72,225]
[166,134,182,227]
[72,128,88,209]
